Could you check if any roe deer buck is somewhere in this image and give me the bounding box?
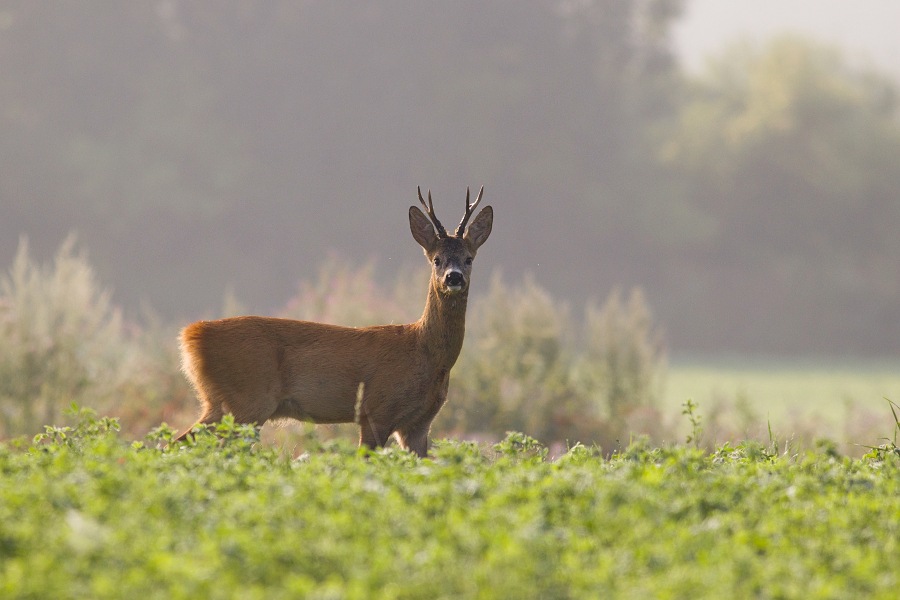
[175,187,493,456]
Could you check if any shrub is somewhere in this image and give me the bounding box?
[442,277,669,449]
[110,311,197,438]
[578,287,667,436]
[441,274,588,444]
[279,254,423,326]
[0,236,138,437]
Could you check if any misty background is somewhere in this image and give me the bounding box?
[2,0,899,357]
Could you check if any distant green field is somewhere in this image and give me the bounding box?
[664,359,900,447]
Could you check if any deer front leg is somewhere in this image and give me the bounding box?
[358,418,390,451]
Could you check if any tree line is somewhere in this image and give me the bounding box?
[1,1,898,355]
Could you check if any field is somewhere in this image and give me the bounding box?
[1,408,898,599]
[663,360,900,452]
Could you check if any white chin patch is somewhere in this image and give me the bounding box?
[446,284,464,293]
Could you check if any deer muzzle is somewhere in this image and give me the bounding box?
[444,270,465,292]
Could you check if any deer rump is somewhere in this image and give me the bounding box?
[181,316,446,440]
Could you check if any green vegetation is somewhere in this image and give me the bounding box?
[445,276,666,449]
[1,408,898,599]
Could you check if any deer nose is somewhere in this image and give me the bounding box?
[445,270,464,288]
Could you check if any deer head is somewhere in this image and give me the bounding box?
[409,186,493,296]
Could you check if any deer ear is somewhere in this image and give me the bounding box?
[463,205,492,250]
[409,206,437,251]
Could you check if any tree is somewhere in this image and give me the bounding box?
[660,37,900,353]
[0,0,684,319]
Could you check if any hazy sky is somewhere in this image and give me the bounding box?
[674,0,900,80]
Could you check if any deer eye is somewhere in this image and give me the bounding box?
[465,257,473,266]
[433,257,441,267]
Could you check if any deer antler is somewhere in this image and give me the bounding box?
[418,187,448,238]
[455,186,484,236]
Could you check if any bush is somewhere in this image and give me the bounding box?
[0,237,137,437]
[578,287,667,436]
[443,276,668,449]
[0,237,200,440]
[442,274,588,444]
[110,311,197,438]
[279,254,423,326]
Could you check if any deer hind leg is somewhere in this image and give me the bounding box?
[394,426,430,458]
[174,394,227,442]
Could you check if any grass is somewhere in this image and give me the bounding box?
[664,358,900,449]
[0,407,898,599]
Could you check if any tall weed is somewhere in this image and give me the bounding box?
[275,261,669,447]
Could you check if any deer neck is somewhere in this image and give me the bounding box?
[417,282,468,368]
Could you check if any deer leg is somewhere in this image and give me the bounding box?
[396,426,430,458]
[358,418,390,451]
[174,403,225,442]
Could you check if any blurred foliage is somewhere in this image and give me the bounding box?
[0,0,697,337]
[276,261,667,449]
[1,3,899,355]
[0,237,195,439]
[0,237,132,434]
[279,254,423,327]
[0,241,893,456]
[443,274,587,445]
[276,260,668,448]
[580,287,666,431]
[659,36,900,353]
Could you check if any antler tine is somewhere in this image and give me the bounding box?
[455,185,484,236]
[417,186,447,238]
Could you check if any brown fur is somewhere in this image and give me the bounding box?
[176,191,493,456]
